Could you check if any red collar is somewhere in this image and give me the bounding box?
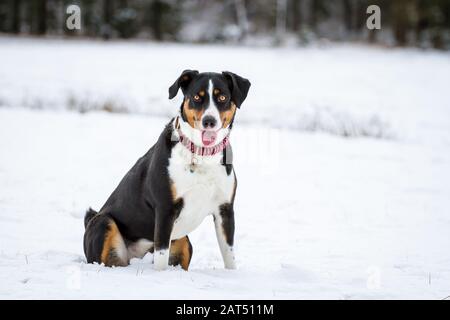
[175,119,230,157]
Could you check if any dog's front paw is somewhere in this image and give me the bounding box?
[224,260,236,270]
[154,249,169,271]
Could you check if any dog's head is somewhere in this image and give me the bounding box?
[169,70,250,146]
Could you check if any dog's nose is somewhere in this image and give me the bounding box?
[202,116,217,129]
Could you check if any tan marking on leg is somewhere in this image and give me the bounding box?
[170,236,192,271]
[183,99,204,128]
[221,103,237,128]
[101,221,127,267]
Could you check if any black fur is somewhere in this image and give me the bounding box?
[96,122,177,247]
[83,122,178,263]
[83,212,112,263]
[218,203,235,246]
[84,207,98,228]
[222,71,251,108]
[222,145,233,176]
[168,69,199,99]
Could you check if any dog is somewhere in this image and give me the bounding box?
[83,70,250,271]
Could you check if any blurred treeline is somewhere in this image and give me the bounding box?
[0,0,449,49]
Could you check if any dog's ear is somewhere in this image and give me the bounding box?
[168,69,199,99]
[222,71,251,108]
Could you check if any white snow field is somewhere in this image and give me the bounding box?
[0,38,450,299]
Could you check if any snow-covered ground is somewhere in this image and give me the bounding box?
[1,37,449,139]
[0,38,450,299]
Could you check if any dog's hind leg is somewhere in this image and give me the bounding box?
[169,236,193,271]
[83,213,128,267]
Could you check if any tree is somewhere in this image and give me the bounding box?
[102,0,114,39]
[289,0,302,32]
[12,0,21,33]
[147,0,181,41]
[36,0,47,35]
[234,0,249,41]
[391,0,409,46]
[276,0,287,39]
[113,0,139,38]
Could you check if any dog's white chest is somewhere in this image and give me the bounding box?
[168,144,235,240]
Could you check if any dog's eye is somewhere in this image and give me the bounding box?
[193,94,201,102]
[218,95,227,102]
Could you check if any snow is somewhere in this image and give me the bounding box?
[1,37,449,139]
[0,37,450,299]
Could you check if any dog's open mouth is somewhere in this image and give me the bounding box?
[201,130,217,146]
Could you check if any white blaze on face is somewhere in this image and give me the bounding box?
[179,78,229,148]
[201,79,222,130]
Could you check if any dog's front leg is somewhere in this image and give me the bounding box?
[214,204,236,269]
[153,210,175,271]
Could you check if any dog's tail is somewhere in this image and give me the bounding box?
[84,207,98,228]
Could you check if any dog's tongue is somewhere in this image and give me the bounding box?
[201,130,217,146]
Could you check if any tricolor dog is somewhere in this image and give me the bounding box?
[83,70,251,270]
